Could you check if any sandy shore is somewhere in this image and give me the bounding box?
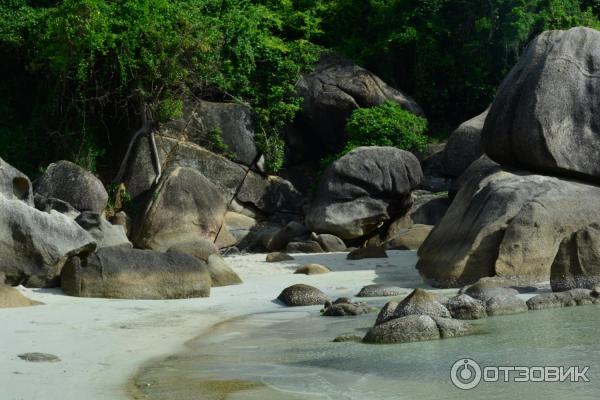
[0,250,447,400]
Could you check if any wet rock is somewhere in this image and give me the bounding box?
[363,315,440,344]
[392,288,451,319]
[266,252,294,262]
[332,334,363,343]
[294,264,330,275]
[347,246,388,260]
[445,294,487,320]
[375,301,399,325]
[356,284,404,298]
[277,284,329,306]
[526,289,598,310]
[432,317,475,339]
[321,298,375,316]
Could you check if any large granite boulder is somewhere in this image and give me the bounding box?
[551,224,600,292]
[133,167,226,251]
[385,224,433,250]
[417,166,600,288]
[61,246,211,299]
[306,147,422,239]
[34,160,108,213]
[0,196,96,287]
[167,239,219,262]
[296,54,423,155]
[157,99,257,166]
[441,108,488,177]
[0,157,33,206]
[363,315,474,344]
[122,134,303,215]
[482,27,600,181]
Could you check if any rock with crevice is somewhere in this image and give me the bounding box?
[0,157,33,206]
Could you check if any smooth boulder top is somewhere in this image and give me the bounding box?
[392,288,451,319]
[277,284,329,307]
[482,27,600,181]
[34,160,108,213]
[356,284,404,298]
[306,146,422,240]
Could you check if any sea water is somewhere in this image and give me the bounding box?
[133,301,600,399]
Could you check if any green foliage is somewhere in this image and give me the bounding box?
[320,101,428,171]
[317,0,600,125]
[0,0,322,175]
[206,128,230,155]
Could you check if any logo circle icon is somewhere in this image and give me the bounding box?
[451,358,482,390]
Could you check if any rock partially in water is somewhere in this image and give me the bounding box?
[321,298,375,316]
[332,333,363,343]
[266,252,294,262]
[363,315,440,344]
[356,284,404,298]
[432,316,476,339]
[18,352,61,363]
[277,284,329,307]
[347,246,388,260]
[375,301,398,325]
[527,289,599,310]
[294,264,330,275]
[485,293,528,316]
[392,288,451,319]
[445,294,487,320]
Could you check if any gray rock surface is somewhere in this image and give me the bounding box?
[34,160,108,213]
[482,27,600,181]
[347,246,388,260]
[445,294,487,320]
[133,167,226,251]
[385,224,432,250]
[356,284,404,298]
[167,239,219,262]
[61,246,211,299]
[0,157,33,205]
[551,224,600,292]
[392,288,451,319]
[306,147,422,239]
[266,252,294,262]
[313,233,347,252]
[0,195,96,287]
[442,108,488,177]
[207,254,243,287]
[527,289,598,310]
[75,212,131,249]
[321,298,374,316]
[375,301,399,325]
[417,166,600,287]
[285,241,323,254]
[277,284,329,306]
[363,315,440,344]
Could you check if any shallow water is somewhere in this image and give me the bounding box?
[133,302,600,400]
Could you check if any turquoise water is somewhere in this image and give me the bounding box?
[134,303,600,399]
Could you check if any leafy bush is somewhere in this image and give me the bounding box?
[319,101,428,171]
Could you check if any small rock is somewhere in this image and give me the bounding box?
[356,284,404,298]
[277,284,329,306]
[445,294,487,320]
[266,252,294,262]
[294,264,331,275]
[375,301,399,325]
[392,288,451,319]
[347,246,388,260]
[526,289,598,310]
[18,353,61,363]
[314,233,347,252]
[285,241,324,254]
[321,298,375,316]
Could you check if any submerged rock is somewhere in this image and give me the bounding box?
[18,353,61,363]
[332,334,363,343]
[356,284,404,298]
[321,298,375,316]
[277,284,329,307]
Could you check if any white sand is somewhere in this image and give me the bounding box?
[0,250,445,400]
